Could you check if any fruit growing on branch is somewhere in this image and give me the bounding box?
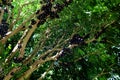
[70,34,84,45]
[0,22,9,37]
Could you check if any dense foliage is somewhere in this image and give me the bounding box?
[0,0,120,80]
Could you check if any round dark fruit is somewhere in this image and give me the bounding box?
[54,3,63,12]
[11,5,14,9]
[37,12,47,20]
[36,10,40,14]
[18,44,22,49]
[10,72,14,75]
[4,8,8,13]
[13,57,23,63]
[31,19,36,25]
[50,11,59,19]
[41,2,52,13]
[0,23,9,37]
[28,25,32,28]
[22,26,25,28]
[70,34,84,45]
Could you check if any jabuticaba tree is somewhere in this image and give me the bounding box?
[0,0,120,80]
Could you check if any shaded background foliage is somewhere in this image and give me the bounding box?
[0,0,120,80]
